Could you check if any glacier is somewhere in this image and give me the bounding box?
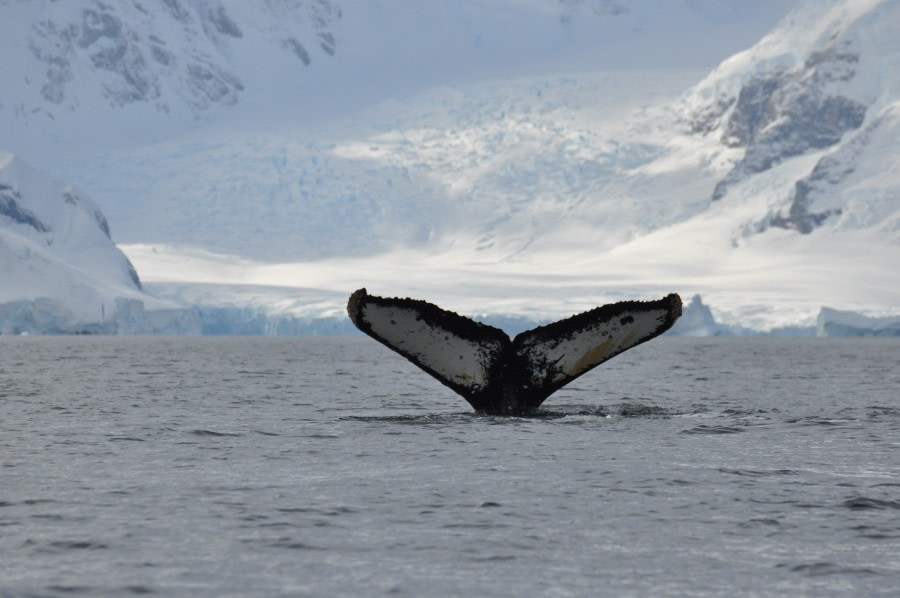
[1,0,898,336]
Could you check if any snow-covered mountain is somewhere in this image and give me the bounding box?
[2,0,795,161]
[1,0,897,335]
[0,0,343,159]
[0,151,197,334]
[681,0,900,233]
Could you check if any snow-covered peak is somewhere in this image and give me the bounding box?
[1,150,201,333]
[674,0,900,239]
[688,0,897,104]
[0,149,140,286]
[1,150,113,245]
[683,0,900,146]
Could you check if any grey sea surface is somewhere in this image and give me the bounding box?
[1,336,898,596]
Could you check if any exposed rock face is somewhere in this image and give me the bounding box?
[21,0,342,115]
[711,41,867,201]
[767,147,854,233]
[768,178,842,233]
[0,183,50,233]
[767,104,892,233]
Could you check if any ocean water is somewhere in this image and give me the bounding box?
[1,336,898,597]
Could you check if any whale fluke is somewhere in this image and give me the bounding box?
[347,288,682,415]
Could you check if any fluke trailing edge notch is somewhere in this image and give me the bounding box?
[347,289,682,415]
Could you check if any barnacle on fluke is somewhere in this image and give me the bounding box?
[348,288,682,415]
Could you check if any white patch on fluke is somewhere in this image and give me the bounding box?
[359,302,503,391]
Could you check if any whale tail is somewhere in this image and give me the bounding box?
[347,288,681,414]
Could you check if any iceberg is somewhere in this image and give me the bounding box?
[817,308,900,337]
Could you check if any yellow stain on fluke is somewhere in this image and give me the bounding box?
[569,337,615,375]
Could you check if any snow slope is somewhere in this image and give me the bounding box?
[0,151,197,334]
[52,69,704,261]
